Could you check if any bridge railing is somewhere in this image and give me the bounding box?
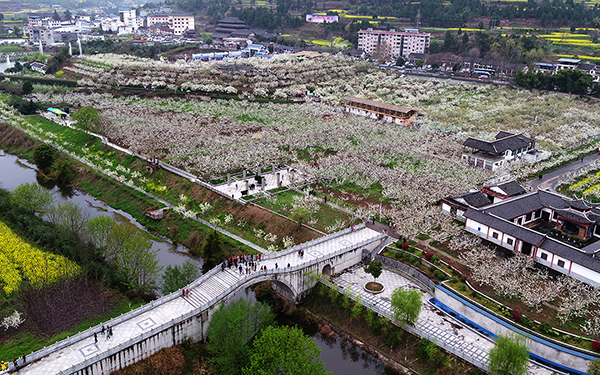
[52,231,386,375]
[261,223,367,261]
[18,226,382,373]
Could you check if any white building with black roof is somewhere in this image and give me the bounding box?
[462,131,536,170]
[453,187,600,287]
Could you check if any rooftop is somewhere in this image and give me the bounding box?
[344,96,415,114]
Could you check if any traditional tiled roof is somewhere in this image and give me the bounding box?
[463,132,534,155]
[464,208,600,273]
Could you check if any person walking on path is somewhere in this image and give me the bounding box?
[21,355,25,365]
[94,332,98,344]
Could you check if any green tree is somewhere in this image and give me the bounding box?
[53,157,77,183]
[488,333,529,375]
[390,287,422,325]
[208,299,275,375]
[415,59,424,68]
[106,223,162,294]
[443,30,455,52]
[395,56,405,66]
[22,80,33,95]
[161,261,200,294]
[71,106,101,134]
[588,359,600,375]
[86,215,117,250]
[201,230,225,269]
[33,144,58,171]
[290,205,310,226]
[46,201,90,240]
[364,260,382,281]
[478,20,484,29]
[243,325,331,375]
[12,182,55,214]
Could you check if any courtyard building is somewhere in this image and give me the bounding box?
[443,185,600,287]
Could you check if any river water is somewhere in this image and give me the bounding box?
[0,152,203,274]
[0,150,398,374]
[229,286,399,375]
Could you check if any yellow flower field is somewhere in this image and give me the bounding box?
[0,221,80,296]
[539,32,600,48]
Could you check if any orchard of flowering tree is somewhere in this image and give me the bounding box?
[7,52,600,346]
[31,54,600,239]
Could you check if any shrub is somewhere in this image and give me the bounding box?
[424,252,433,261]
[511,310,522,322]
[592,340,600,352]
[520,315,534,329]
[431,255,440,264]
[433,270,447,281]
[539,322,553,335]
[385,330,403,348]
[394,251,403,259]
[401,242,410,250]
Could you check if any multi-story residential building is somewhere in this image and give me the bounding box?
[24,27,60,45]
[357,28,430,58]
[146,13,194,35]
[401,30,430,56]
[119,8,137,30]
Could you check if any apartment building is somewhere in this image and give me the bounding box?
[357,28,430,58]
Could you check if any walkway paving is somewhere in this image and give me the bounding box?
[16,227,382,375]
[333,267,559,375]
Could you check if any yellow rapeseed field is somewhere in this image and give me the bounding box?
[0,221,80,296]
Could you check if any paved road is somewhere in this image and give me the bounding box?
[529,152,600,192]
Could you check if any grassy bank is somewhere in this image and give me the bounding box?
[16,115,320,250]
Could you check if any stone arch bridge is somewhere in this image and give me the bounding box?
[14,224,386,375]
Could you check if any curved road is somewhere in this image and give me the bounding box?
[529,152,600,192]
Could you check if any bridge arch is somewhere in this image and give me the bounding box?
[322,264,332,276]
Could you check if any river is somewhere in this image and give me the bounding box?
[0,150,399,374]
[230,287,400,375]
[0,151,203,275]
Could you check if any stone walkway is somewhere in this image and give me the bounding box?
[333,267,559,375]
[15,227,383,375]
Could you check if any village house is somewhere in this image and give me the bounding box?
[461,131,536,170]
[442,185,600,287]
[344,97,418,125]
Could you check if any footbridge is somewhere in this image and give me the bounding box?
[14,224,385,375]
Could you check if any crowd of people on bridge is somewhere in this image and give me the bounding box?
[222,254,264,275]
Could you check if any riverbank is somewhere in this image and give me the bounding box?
[3,113,328,253]
[0,121,258,261]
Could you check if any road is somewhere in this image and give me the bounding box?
[528,151,600,192]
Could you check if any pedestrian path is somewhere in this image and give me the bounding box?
[15,226,383,375]
[333,267,559,375]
